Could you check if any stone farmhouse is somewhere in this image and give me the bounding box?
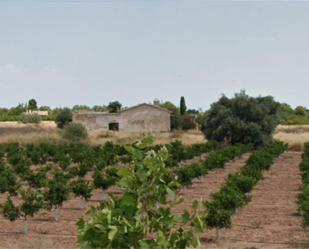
[73,103,171,132]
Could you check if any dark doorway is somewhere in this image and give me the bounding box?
[109,122,119,131]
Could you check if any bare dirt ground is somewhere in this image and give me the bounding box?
[202,151,309,249]
[173,153,251,215]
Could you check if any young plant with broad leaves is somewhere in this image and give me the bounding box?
[77,137,206,249]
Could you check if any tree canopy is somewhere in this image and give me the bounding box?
[202,91,280,146]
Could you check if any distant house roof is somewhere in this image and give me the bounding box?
[120,103,171,114]
[74,103,171,115]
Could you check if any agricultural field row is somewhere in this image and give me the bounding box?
[0,140,217,235]
[204,141,287,241]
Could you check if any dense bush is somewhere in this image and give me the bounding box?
[278,103,309,125]
[18,114,42,124]
[202,91,280,146]
[63,123,88,142]
[55,108,72,128]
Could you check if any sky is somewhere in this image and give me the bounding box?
[0,0,309,110]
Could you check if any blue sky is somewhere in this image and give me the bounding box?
[0,0,308,110]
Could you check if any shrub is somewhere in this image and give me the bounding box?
[55,108,72,128]
[18,114,41,123]
[63,123,88,142]
[202,91,280,146]
[1,196,20,222]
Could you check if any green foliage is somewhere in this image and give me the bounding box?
[204,201,231,229]
[77,137,206,249]
[165,141,218,167]
[0,163,18,195]
[20,189,44,219]
[174,144,250,186]
[202,91,280,146]
[18,113,42,123]
[299,143,309,226]
[278,103,309,125]
[180,96,187,115]
[107,101,122,113]
[1,196,20,221]
[28,99,38,110]
[44,171,70,209]
[55,108,72,128]
[71,178,93,201]
[63,123,88,142]
[204,141,286,230]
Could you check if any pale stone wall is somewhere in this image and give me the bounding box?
[73,113,120,131]
[119,105,170,132]
[73,104,171,132]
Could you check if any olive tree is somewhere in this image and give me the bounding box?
[202,91,280,146]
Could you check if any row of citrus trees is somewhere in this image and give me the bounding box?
[299,143,309,226]
[77,139,286,249]
[204,141,287,241]
[0,140,217,235]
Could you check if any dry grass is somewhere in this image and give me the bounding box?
[0,121,205,145]
[274,125,309,151]
[90,129,206,146]
[2,122,308,150]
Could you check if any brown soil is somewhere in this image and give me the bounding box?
[203,151,309,249]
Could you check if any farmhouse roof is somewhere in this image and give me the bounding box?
[120,103,171,114]
[73,103,171,115]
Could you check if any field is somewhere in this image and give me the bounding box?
[0,122,309,249]
[2,122,309,148]
[0,121,205,146]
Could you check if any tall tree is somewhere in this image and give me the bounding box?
[180,96,187,115]
[107,101,122,113]
[202,91,280,146]
[28,99,37,111]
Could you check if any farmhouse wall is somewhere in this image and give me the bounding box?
[119,105,170,132]
[73,113,120,131]
[73,104,171,132]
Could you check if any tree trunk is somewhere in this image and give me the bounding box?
[215,227,220,242]
[52,209,60,221]
[80,197,86,209]
[100,190,106,201]
[23,219,28,235]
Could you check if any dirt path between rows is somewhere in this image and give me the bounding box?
[203,151,309,249]
[173,153,251,215]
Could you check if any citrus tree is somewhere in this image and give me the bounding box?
[44,171,70,221]
[71,178,93,209]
